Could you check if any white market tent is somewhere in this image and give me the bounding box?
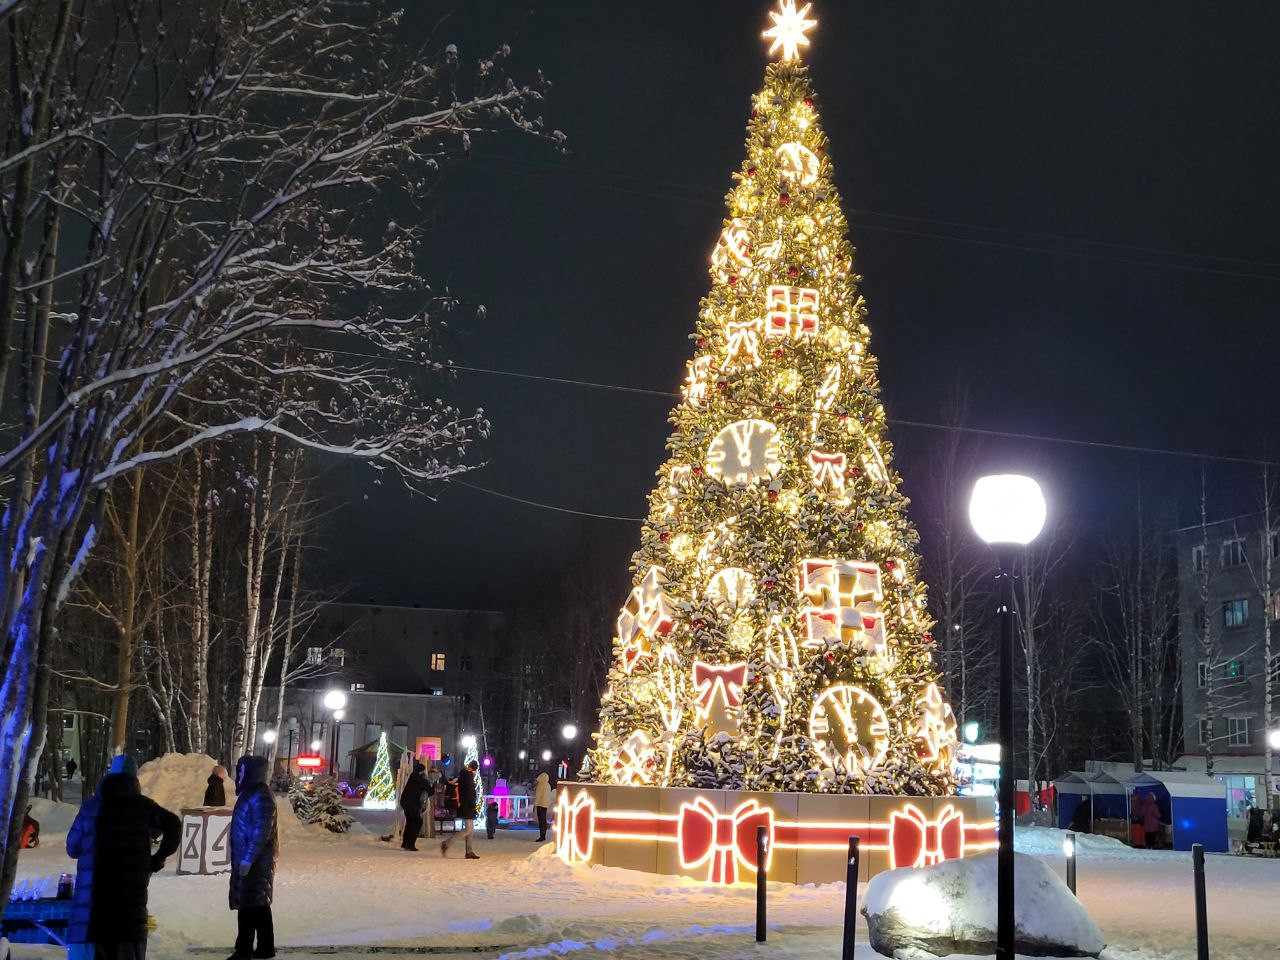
[1128,771,1228,852]
[1054,770,1128,829]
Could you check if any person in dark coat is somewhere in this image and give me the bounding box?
[441,761,479,859]
[228,755,278,960]
[1067,797,1093,834]
[204,765,228,807]
[399,762,428,851]
[65,754,181,960]
[66,758,77,780]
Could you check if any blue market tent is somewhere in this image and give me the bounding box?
[1128,771,1228,852]
[1054,770,1128,829]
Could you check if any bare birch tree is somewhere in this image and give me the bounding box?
[0,0,556,897]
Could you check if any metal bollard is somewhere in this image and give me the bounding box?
[842,836,861,960]
[1192,843,1208,960]
[1063,831,1077,895]
[756,825,768,942]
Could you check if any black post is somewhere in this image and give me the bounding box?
[1065,832,1077,895]
[756,825,768,942]
[996,547,1016,960]
[329,717,339,779]
[1192,843,1209,960]
[842,836,860,960]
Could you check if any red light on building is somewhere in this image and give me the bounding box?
[295,755,324,770]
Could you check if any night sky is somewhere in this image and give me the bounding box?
[323,1,1280,609]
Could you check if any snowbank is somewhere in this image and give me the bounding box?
[136,752,233,814]
[1015,825,1179,862]
[863,851,1105,958]
[27,798,77,836]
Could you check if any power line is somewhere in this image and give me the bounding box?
[449,477,644,522]
[249,338,1280,469]
[472,156,1280,284]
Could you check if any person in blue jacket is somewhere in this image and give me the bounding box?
[65,754,181,960]
[227,755,279,960]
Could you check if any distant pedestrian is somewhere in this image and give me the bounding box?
[1139,792,1162,849]
[400,762,429,851]
[66,758,77,780]
[534,772,551,842]
[228,755,279,960]
[204,764,228,807]
[441,760,479,860]
[424,764,442,838]
[66,754,181,960]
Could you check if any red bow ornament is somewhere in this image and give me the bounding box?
[555,792,595,863]
[890,803,964,869]
[678,797,774,884]
[692,661,749,717]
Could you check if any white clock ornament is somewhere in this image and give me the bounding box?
[705,419,783,485]
[808,683,890,774]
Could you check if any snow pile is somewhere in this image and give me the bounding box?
[1016,825,1177,862]
[27,798,77,836]
[863,851,1105,958]
[137,753,233,814]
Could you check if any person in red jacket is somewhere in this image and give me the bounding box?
[1139,792,1162,849]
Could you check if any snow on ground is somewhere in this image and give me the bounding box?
[11,810,1279,960]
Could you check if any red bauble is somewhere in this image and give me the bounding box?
[727,275,738,286]
[696,337,707,347]
[773,402,784,412]
[856,522,865,531]
[764,577,778,590]
[824,652,836,663]
[717,380,728,392]
[768,489,779,501]
[692,465,703,476]
[787,266,799,278]
[779,193,791,205]
[747,166,758,178]
[658,531,670,542]
[848,466,861,476]
[774,348,784,359]
[885,559,898,570]
[923,632,934,644]
[804,97,815,108]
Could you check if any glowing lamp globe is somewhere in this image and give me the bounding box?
[562,723,578,740]
[261,730,276,745]
[968,475,1046,546]
[541,749,552,763]
[460,734,477,750]
[323,689,347,712]
[963,721,980,744]
[310,739,322,752]
[1269,727,1280,751]
[332,709,345,721]
[518,749,527,760]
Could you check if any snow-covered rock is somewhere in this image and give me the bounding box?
[862,851,1105,958]
[137,752,234,814]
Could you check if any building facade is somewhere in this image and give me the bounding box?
[1174,514,1279,816]
[259,603,520,777]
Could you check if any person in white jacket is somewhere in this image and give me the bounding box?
[534,772,552,842]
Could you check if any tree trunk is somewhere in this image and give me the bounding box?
[110,471,143,754]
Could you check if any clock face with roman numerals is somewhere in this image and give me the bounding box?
[808,684,890,773]
[706,419,782,485]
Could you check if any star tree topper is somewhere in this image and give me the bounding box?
[763,0,817,62]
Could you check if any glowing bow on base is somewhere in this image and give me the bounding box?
[678,797,774,884]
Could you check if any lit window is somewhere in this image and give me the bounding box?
[1221,539,1246,568]
[331,648,346,665]
[431,653,446,671]
[1197,661,1208,689]
[350,682,365,692]
[429,687,444,697]
[306,647,323,666]
[1227,716,1251,747]
[1191,545,1205,573]
[1198,718,1212,746]
[1223,598,1249,628]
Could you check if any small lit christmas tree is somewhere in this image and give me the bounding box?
[461,734,485,827]
[582,0,957,797]
[363,732,397,810]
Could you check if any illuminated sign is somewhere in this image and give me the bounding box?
[295,755,323,769]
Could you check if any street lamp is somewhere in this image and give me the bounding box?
[310,739,323,752]
[262,730,277,745]
[518,749,527,760]
[1062,831,1077,895]
[1268,727,1280,751]
[323,690,348,778]
[969,474,1046,960]
[562,723,578,741]
[541,749,552,763]
[963,721,980,745]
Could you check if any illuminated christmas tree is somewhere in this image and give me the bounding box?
[582,0,957,797]
[363,732,397,810]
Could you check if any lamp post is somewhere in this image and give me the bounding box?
[969,474,1046,960]
[261,729,276,759]
[323,689,348,778]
